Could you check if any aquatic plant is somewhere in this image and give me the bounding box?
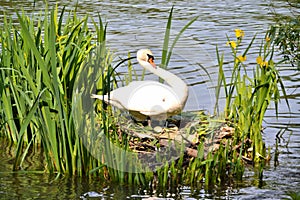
[285,191,300,200]
[161,6,199,70]
[0,5,108,175]
[268,0,299,69]
[215,29,289,179]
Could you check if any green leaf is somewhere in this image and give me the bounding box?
[17,12,52,92]
[161,6,173,69]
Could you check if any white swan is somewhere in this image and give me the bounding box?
[91,49,189,122]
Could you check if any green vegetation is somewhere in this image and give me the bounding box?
[285,191,300,200]
[215,29,289,179]
[0,5,289,189]
[268,0,299,68]
[0,6,106,176]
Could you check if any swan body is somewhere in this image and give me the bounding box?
[92,49,189,121]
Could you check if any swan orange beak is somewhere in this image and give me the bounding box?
[148,57,157,68]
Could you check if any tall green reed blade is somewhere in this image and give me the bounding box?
[13,88,47,170]
[1,85,18,142]
[165,16,199,69]
[214,45,226,115]
[17,13,52,92]
[161,6,173,70]
[160,6,198,82]
[51,8,73,173]
[93,13,107,43]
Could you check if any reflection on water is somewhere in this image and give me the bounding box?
[0,0,299,199]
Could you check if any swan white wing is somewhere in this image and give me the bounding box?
[92,81,159,109]
[125,82,181,116]
[106,81,156,109]
[105,81,181,116]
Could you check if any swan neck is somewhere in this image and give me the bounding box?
[138,58,188,104]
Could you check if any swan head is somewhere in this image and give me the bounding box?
[137,49,156,68]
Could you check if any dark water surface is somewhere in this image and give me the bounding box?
[0,0,299,199]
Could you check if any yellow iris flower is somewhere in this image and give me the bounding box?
[256,56,268,67]
[235,29,245,38]
[226,41,237,49]
[237,55,246,62]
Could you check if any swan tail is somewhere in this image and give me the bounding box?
[91,94,109,102]
[91,94,125,109]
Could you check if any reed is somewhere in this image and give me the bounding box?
[161,6,199,70]
[0,6,109,175]
[214,29,289,177]
[285,191,300,200]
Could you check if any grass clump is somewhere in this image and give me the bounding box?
[215,29,289,179]
[0,5,108,176]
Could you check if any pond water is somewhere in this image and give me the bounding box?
[0,0,299,199]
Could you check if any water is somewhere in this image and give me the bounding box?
[0,0,299,199]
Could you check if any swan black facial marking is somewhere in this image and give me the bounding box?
[147,54,154,62]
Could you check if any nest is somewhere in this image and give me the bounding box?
[114,111,255,170]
